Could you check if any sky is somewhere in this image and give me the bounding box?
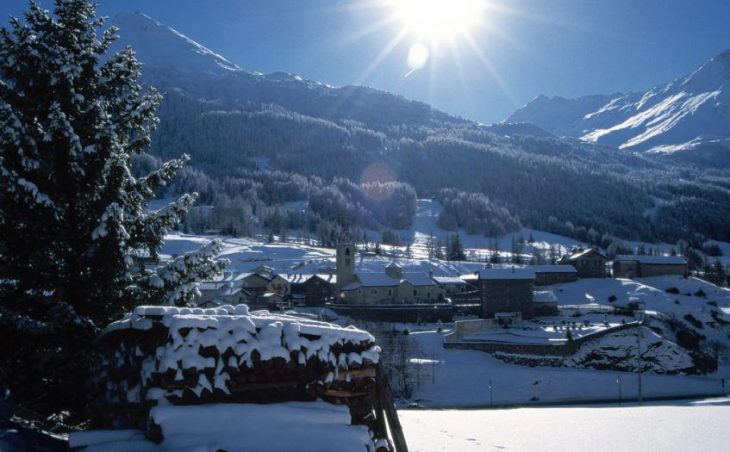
[1,0,729,124]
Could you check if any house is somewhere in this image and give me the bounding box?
[532,265,578,285]
[476,267,536,319]
[266,274,291,298]
[280,273,312,296]
[301,274,337,306]
[558,248,607,278]
[613,255,688,278]
[196,271,240,305]
[236,272,272,294]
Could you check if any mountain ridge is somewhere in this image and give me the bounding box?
[507,48,730,157]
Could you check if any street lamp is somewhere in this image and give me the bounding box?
[636,310,645,405]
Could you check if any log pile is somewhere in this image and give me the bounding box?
[88,305,394,447]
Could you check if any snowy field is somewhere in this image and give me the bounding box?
[406,328,727,408]
[399,397,730,452]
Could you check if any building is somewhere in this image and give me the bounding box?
[612,255,688,278]
[236,272,272,294]
[558,248,607,278]
[476,267,536,319]
[266,274,291,298]
[336,243,357,289]
[532,265,578,285]
[338,270,446,305]
[301,274,337,306]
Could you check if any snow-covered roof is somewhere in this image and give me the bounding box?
[564,249,605,260]
[478,268,536,280]
[433,276,469,285]
[341,273,399,291]
[402,273,438,287]
[532,265,577,274]
[533,291,558,303]
[280,273,313,284]
[614,255,687,265]
[386,262,402,269]
[235,272,272,282]
[314,273,337,284]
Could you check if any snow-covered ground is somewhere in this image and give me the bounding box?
[406,327,726,408]
[399,397,730,452]
[398,199,585,260]
[398,276,730,407]
[69,401,371,451]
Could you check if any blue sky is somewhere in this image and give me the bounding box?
[2,0,729,123]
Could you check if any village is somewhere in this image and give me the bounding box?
[2,1,730,449]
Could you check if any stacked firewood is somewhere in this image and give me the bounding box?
[88,306,381,432]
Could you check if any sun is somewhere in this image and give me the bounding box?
[388,0,487,43]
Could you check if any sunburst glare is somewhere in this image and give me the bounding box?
[389,0,487,43]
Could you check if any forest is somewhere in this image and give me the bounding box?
[139,83,730,252]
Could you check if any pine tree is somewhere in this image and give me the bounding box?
[447,233,465,261]
[0,0,225,417]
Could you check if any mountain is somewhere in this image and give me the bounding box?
[110,12,463,132]
[507,50,730,159]
[109,12,730,246]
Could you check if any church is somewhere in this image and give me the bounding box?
[335,244,446,305]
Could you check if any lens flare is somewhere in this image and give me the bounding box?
[407,42,429,74]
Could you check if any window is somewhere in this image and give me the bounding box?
[388,289,392,296]
[345,258,350,267]
[427,292,431,298]
[345,248,350,256]
[413,290,417,296]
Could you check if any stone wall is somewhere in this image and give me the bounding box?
[444,321,641,356]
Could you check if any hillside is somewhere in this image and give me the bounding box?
[112,12,730,248]
[507,50,730,162]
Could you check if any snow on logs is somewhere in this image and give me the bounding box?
[89,305,381,430]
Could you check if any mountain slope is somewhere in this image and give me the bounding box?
[110,12,730,245]
[507,50,730,156]
[110,12,464,131]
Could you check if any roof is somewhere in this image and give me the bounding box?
[532,265,577,274]
[614,255,687,265]
[279,274,313,284]
[478,267,536,280]
[341,272,400,291]
[433,276,469,285]
[402,272,438,287]
[386,262,402,269]
[533,290,558,303]
[236,272,272,282]
[564,248,606,261]
[314,273,337,284]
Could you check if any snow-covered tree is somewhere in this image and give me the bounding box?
[0,0,225,417]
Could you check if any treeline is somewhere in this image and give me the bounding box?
[136,155,417,241]
[141,70,730,248]
[436,188,521,236]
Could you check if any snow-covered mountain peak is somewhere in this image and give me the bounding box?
[680,48,730,89]
[507,49,730,156]
[109,11,244,75]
